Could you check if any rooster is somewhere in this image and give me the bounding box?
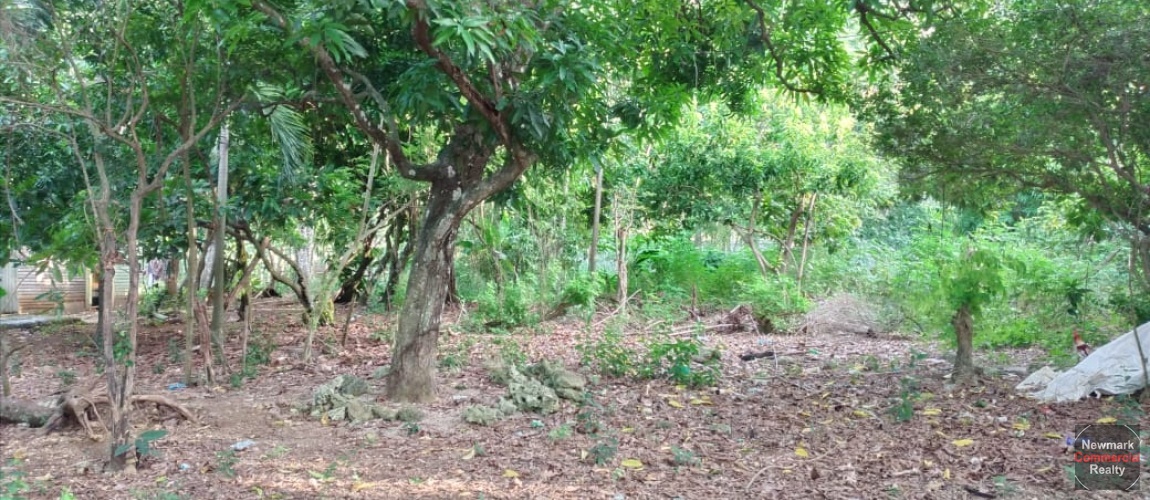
[1073,329,1092,359]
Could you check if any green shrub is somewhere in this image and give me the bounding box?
[640,336,720,387]
[576,326,636,378]
[737,275,811,332]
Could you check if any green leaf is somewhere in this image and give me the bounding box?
[114,443,133,457]
[138,429,169,442]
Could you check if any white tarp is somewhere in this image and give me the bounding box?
[1017,322,1150,403]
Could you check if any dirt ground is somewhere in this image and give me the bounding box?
[1,299,1146,499]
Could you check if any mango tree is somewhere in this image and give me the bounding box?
[864,0,1150,294]
[237,0,939,402]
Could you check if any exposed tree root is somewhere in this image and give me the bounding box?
[10,384,200,440]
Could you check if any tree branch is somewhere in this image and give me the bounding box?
[743,0,819,95]
[251,0,418,175]
[407,1,514,147]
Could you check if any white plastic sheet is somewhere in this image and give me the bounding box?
[1017,322,1150,403]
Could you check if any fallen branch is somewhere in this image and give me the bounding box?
[669,324,742,336]
[589,291,643,328]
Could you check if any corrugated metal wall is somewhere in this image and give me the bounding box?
[110,264,131,309]
[0,264,18,313]
[2,260,148,315]
[14,264,90,314]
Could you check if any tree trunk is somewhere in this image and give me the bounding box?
[796,193,818,290]
[166,256,180,299]
[1134,234,1150,296]
[387,187,463,403]
[780,196,806,275]
[951,303,975,379]
[109,186,148,471]
[97,237,130,470]
[381,207,414,310]
[613,187,630,311]
[444,262,460,307]
[181,119,202,386]
[588,163,603,274]
[235,239,249,321]
[742,190,773,278]
[335,242,375,304]
[210,122,230,357]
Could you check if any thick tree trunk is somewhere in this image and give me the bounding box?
[951,303,975,379]
[387,187,463,403]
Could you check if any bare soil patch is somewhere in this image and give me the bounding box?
[1,300,1146,499]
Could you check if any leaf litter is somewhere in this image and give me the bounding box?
[0,299,1145,498]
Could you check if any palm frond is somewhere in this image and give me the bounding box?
[253,82,313,184]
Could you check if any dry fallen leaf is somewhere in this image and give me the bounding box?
[621,459,643,469]
[351,482,375,492]
[920,408,942,416]
[1043,432,1063,439]
[943,468,951,480]
[795,447,810,458]
[503,469,520,478]
[1012,421,1031,430]
[952,439,975,447]
[852,410,871,418]
[667,399,684,408]
[1096,416,1117,424]
[461,448,476,460]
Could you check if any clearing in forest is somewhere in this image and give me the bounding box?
[1,299,1141,499]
